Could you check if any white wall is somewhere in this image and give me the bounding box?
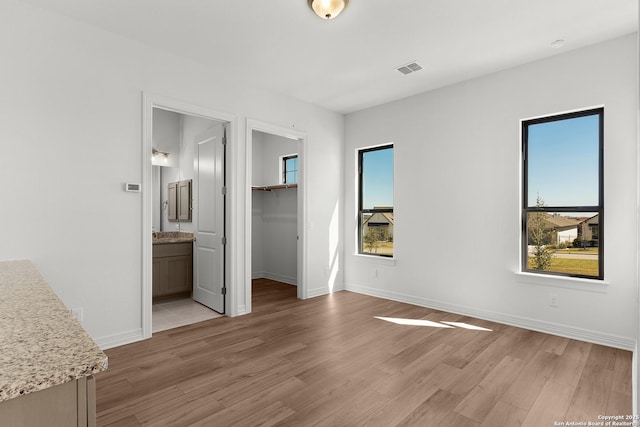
[0,0,343,347]
[159,166,179,231]
[152,166,161,231]
[251,132,265,276]
[344,34,638,350]
[258,189,298,284]
[253,131,299,186]
[252,191,265,276]
[635,17,640,418]
[152,108,180,232]
[152,108,180,168]
[251,131,299,284]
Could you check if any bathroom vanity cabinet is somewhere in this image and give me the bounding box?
[152,240,193,301]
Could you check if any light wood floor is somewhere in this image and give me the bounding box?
[96,279,632,426]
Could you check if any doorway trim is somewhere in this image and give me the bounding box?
[245,119,308,313]
[142,93,237,339]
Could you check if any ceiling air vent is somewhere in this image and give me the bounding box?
[396,61,423,75]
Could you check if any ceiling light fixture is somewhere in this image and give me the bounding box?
[308,0,349,20]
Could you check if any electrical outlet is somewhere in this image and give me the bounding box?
[70,308,83,322]
[549,294,559,307]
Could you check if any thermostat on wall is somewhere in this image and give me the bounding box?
[125,183,141,192]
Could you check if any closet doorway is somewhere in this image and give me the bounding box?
[246,120,307,312]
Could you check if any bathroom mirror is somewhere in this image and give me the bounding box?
[152,166,181,231]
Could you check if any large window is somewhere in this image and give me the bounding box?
[358,144,394,257]
[522,108,603,279]
[282,154,298,184]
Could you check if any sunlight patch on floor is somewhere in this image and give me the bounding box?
[375,316,492,331]
[374,316,454,328]
[441,321,493,331]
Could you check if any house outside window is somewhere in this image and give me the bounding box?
[358,144,394,257]
[522,107,603,279]
[282,154,298,184]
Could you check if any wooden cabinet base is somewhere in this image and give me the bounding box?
[152,242,193,302]
[0,376,96,427]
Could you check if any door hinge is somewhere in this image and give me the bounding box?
[221,186,227,195]
[221,236,227,245]
[221,287,227,295]
[222,136,227,145]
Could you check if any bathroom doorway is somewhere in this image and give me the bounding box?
[142,94,235,338]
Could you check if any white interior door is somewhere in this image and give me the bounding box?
[192,124,225,313]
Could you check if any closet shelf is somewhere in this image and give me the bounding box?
[251,184,298,191]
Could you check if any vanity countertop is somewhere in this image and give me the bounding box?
[152,231,195,245]
[0,260,108,403]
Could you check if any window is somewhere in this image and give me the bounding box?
[283,155,298,184]
[522,108,603,279]
[358,144,394,257]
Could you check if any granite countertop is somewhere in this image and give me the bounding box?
[0,260,108,403]
[152,231,195,245]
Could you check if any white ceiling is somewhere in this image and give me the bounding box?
[18,0,638,114]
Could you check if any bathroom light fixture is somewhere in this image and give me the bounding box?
[308,0,349,20]
[152,148,169,165]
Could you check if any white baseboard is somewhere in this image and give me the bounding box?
[95,328,145,350]
[306,287,330,298]
[255,271,297,286]
[306,284,345,298]
[633,342,638,416]
[237,304,248,316]
[345,282,635,351]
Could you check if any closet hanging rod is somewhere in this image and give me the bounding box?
[251,184,298,191]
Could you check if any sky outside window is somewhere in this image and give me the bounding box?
[362,147,394,209]
[527,114,599,207]
[284,155,298,184]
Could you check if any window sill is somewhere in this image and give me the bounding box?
[515,271,609,293]
[352,253,397,266]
